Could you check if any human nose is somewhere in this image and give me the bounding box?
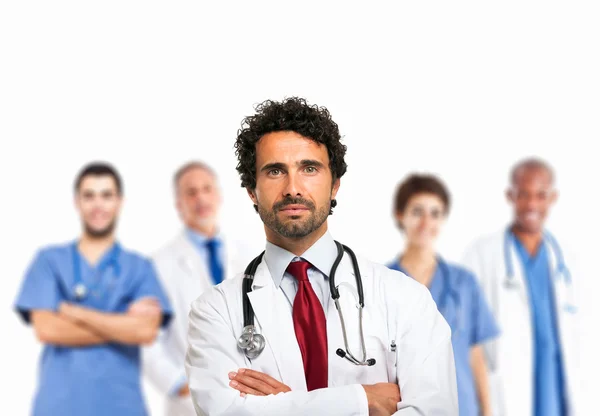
[282,171,303,198]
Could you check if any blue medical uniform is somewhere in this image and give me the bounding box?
[387,258,500,416]
[14,241,173,416]
[513,235,566,416]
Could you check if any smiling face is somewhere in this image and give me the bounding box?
[75,175,122,238]
[247,131,340,242]
[507,167,556,234]
[396,193,447,249]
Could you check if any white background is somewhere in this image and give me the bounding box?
[1,1,598,414]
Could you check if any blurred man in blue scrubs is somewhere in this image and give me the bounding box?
[143,161,253,416]
[14,162,173,416]
[463,158,581,415]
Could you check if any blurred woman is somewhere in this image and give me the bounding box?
[387,174,499,416]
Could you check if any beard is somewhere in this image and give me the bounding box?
[257,196,330,239]
[84,219,117,238]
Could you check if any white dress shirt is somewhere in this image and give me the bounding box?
[263,231,338,312]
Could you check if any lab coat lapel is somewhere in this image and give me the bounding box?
[221,236,241,281]
[507,237,530,305]
[497,229,534,413]
[545,240,572,313]
[174,234,213,291]
[246,261,307,390]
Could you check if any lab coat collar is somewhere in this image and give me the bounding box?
[263,231,338,288]
[174,231,208,276]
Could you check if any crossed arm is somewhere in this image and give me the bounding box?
[31,298,162,347]
[228,369,400,416]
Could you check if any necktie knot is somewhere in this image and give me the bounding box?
[205,238,219,250]
[286,260,311,282]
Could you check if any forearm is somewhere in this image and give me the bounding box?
[471,345,492,416]
[31,310,108,346]
[190,381,368,416]
[61,303,160,345]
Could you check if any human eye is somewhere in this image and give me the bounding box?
[411,207,424,216]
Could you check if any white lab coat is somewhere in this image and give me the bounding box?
[185,250,459,416]
[143,231,254,416]
[462,229,581,416]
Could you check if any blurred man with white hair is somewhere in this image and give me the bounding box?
[143,161,254,416]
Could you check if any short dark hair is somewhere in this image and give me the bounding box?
[173,161,217,190]
[234,97,348,189]
[510,157,555,185]
[74,162,123,195]
[394,174,451,214]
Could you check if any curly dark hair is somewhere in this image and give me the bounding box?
[394,174,451,214]
[234,97,348,189]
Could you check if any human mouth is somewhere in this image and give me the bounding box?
[523,211,540,222]
[279,204,310,215]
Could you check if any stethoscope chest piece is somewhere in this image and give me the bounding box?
[503,277,520,290]
[74,283,87,300]
[237,325,265,360]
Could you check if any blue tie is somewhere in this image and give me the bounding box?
[205,239,224,285]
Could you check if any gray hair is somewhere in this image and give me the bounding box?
[173,161,218,190]
[509,157,555,185]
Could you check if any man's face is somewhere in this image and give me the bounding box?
[176,167,221,232]
[248,131,340,240]
[75,175,122,238]
[507,168,557,234]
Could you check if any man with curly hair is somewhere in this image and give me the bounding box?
[185,97,458,415]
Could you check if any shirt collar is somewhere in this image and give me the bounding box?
[264,231,338,288]
[185,227,222,247]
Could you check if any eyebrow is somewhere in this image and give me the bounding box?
[81,188,116,195]
[260,160,326,173]
[260,162,287,173]
[298,159,325,169]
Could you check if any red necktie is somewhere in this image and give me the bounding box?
[286,260,328,391]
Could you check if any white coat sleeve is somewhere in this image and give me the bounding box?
[185,287,369,416]
[143,329,186,395]
[392,283,459,415]
[140,255,187,395]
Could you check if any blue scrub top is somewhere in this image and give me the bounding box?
[513,236,566,416]
[14,241,173,416]
[387,258,500,416]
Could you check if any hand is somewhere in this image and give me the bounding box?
[128,297,161,316]
[177,383,190,397]
[362,383,401,416]
[228,368,291,396]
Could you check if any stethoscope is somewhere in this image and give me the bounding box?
[437,259,463,337]
[395,257,463,337]
[237,241,377,367]
[503,228,572,290]
[71,241,121,300]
